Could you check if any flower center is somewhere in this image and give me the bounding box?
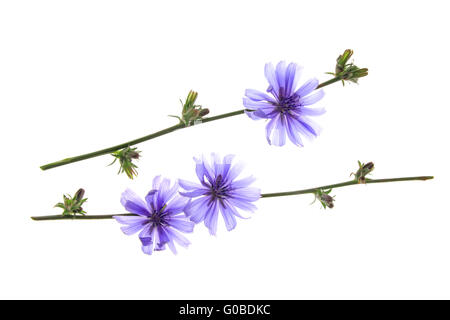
[149,206,168,226]
[277,94,300,113]
[149,212,162,225]
[209,174,230,199]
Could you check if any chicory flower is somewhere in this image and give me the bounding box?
[244,61,325,146]
[179,154,260,235]
[114,176,194,255]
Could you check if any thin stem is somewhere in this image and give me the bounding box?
[40,78,340,171]
[31,175,433,221]
[31,213,134,221]
[316,77,341,89]
[260,176,434,198]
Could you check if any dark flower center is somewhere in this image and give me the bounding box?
[270,87,301,114]
[278,95,300,113]
[148,206,169,226]
[208,174,230,199]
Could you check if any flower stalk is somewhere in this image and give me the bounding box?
[40,65,354,172]
[31,175,432,221]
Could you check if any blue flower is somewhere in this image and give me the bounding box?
[244,61,325,146]
[114,176,194,255]
[179,154,260,235]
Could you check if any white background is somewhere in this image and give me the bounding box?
[0,0,449,299]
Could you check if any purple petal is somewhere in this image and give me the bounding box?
[227,197,258,213]
[145,190,157,212]
[299,89,325,106]
[166,195,190,215]
[194,157,206,183]
[222,154,235,178]
[245,108,270,120]
[226,161,245,182]
[275,61,287,92]
[231,175,257,189]
[297,117,320,137]
[295,78,319,97]
[152,175,162,189]
[245,89,275,102]
[152,229,165,251]
[139,224,153,246]
[265,116,279,145]
[156,178,171,209]
[120,189,149,216]
[180,189,207,198]
[285,116,304,147]
[200,155,215,184]
[168,217,195,233]
[167,240,177,255]
[184,196,210,223]
[224,200,250,219]
[285,63,303,96]
[229,187,261,202]
[157,226,171,247]
[142,245,153,255]
[204,200,219,235]
[243,98,277,111]
[114,215,148,225]
[120,222,146,236]
[264,63,279,95]
[122,201,150,217]
[166,228,191,248]
[219,203,237,231]
[178,179,203,191]
[300,106,326,117]
[270,115,287,146]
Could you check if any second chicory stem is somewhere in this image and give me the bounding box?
[31,175,433,221]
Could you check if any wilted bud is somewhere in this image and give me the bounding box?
[110,146,141,179]
[54,188,88,216]
[352,161,375,183]
[314,189,335,209]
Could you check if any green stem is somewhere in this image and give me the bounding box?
[31,175,433,221]
[260,176,433,198]
[316,77,341,89]
[31,213,134,221]
[40,77,340,171]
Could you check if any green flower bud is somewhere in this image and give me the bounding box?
[314,188,335,209]
[54,188,88,216]
[170,90,210,126]
[327,49,368,86]
[110,147,141,179]
[352,161,375,183]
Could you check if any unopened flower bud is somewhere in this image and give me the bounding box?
[314,189,335,209]
[328,49,368,86]
[74,188,85,202]
[352,161,375,183]
[336,49,353,74]
[110,146,141,179]
[170,91,210,126]
[198,108,210,117]
[55,188,88,216]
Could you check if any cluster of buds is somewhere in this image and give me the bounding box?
[110,146,141,179]
[54,188,87,216]
[170,90,209,126]
[327,49,368,86]
[314,188,335,209]
[351,161,375,183]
